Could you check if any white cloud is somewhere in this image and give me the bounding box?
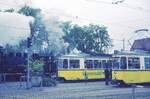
[0,12,33,45]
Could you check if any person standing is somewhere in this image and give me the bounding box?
[104,62,112,85]
[105,68,109,85]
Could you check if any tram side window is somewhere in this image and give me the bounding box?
[128,57,140,69]
[113,58,120,69]
[102,60,107,69]
[144,58,150,69]
[70,60,80,68]
[107,60,112,69]
[0,52,2,65]
[94,60,101,68]
[63,59,68,69]
[85,60,93,69]
[120,57,127,69]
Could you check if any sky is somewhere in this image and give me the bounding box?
[0,0,150,51]
[0,12,32,45]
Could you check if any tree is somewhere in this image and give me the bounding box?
[87,24,112,54]
[1,6,66,56]
[18,5,41,18]
[0,8,15,12]
[62,22,112,54]
[61,22,76,53]
[4,8,15,13]
[4,44,15,52]
[18,6,49,53]
[29,59,44,73]
[17,39,28,52]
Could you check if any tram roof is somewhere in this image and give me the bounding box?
[114,50,150,56]
[90,53,112,57]
[60,53,112,58]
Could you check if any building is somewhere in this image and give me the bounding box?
[130,38,150,51]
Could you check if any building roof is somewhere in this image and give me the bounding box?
[130,38,150,51]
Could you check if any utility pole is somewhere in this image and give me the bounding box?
[26,49,30,89]
[122,38,125,51]
[26,37,32,89]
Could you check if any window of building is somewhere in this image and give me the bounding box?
[85,60,93,69]
[70,60,80,68]
[128,57,140,69]
[63,59,68,69]
[144,58,150,69]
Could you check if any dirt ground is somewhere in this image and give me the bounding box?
[0,81,150,99]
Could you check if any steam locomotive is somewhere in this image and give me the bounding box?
[0,47,56,81]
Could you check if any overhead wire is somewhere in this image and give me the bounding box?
[0,1,22,8]
[0,1,149,34]
[43,10,136,29]
[85,0,150,13]
[0,0,149,29]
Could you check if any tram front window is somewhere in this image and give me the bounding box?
[128,57,140,69]
[144,58,150,69]
[70,60,80,68]
[120,57,127,69]
[63,59,68,69]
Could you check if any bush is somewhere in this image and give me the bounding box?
[29,59,44,73]
[42,76,57,87]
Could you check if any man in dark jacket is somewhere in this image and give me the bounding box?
[104,62,112,85]
[105,68,109,85]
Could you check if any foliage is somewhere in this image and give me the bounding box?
[4,8,15,12]
[4,44,20,52]
[18,5,41,18]
[18,6,67,56]
[0,8,15,12]
[1,6,66,56]
[18,39,27,52]
[18,6,49,53]
[4,44,15,52]
[62,22,112,54]
[44,17,68,56]
[29,59,44,72]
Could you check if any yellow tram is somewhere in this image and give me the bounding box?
[57,53,112,81]
[112,51,150,85]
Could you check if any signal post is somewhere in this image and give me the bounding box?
[26,37,32,89]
